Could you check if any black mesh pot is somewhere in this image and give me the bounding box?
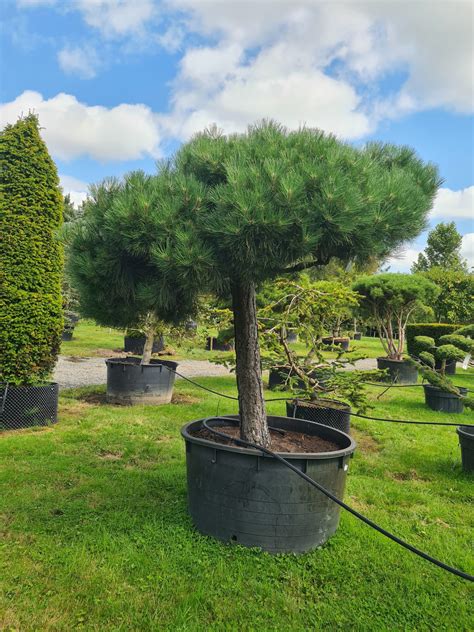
[457,426,474,472]
[435,358,457,375]
[376,357,418,384]
[0,383,58,430]
[286,399,351,434]
[123,336,165,355]
[182,415,356,554]
[205,337,234,351]
[423,384,467,414]
[106,357,177,405]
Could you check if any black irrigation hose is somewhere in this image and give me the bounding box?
[365,381,473,393]
[202,417,474,583]
[170,368,474,428]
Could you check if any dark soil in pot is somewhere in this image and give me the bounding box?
[123,335,164,355]
[182,415,356,554]
[376,357,418,384]
[286,398,351,434]
[457,426,474,472]
[423,384,467,414]
[105,356,177,405]
[0,383,58,430]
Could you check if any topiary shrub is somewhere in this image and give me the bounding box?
[406,323,461,357]
[0,115,63,385]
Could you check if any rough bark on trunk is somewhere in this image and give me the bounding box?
[141,328,155,365]
[231,280,270,447]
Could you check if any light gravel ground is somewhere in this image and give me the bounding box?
[54,356,231,390]
[54,355,377,390]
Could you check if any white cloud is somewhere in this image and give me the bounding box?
[77,0,155,38]
[58,45,99,79]
[59,174,89,207]
[385,247,422,273]
[431,187,474,220]
[461,232,474,270]
[0,90,162,161]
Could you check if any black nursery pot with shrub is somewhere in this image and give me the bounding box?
[182,416,356,554]
[423,384,467,414]
[124,334,165,355]
[376,357,419,384]
[105,357,178,405]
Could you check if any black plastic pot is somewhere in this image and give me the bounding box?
[435,358,457,375]
[423,384,467,414]
[322,337,350,351]
[105,357,177,405]
[457,426,474,472]
[286,399,351,434]
[123,335,164,355]
[287,331,298,343]
[376,357,418,384]
[353,332,361,341]
[205,337,234,351]
[182,415,356,554]
[0,383,58,430]
[61,330,74,341]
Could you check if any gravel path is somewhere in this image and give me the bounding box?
[54,355,377,390]
[54,356,231,390]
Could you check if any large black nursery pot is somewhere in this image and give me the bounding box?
[182,415,356,554]
[205,336,234,351]
[435,358,457,375]
[423,384,467,414]
[322,336,350,351]
[0,383,58,430]
[376,357,418,384]
[286,398,351,434]
[457,426,474,472]
[106,357,177,405]
[353,332,362,341]
[61,329,74,341]
[123,335,165,355]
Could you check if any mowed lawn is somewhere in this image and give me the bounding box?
[1,370,473,630]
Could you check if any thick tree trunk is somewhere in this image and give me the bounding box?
[231,281,270,447]
[141,329,155,365]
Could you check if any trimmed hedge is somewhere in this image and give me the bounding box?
[0,115,63,385]
[406,323,460,358]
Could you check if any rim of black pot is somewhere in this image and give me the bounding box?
[377,356,410,363]
[181,415,356,459]
[289,397,351,411]
[105,356,179,369]
[423,384,467,394]
[457,425,474,438]
[4,381,59,390]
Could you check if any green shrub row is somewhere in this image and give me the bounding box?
[0,115,63,385]
[406,323,460,357]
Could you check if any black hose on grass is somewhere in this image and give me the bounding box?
[170,368,474,428]
[201,417,474,583]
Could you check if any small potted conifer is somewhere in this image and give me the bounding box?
[66,171,196,405]
[413,332,473,413]
[353,273,439,384]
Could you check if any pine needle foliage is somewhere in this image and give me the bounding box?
[0,114,63,385]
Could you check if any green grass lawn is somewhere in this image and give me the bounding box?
[1,372,473,630]
[62,320,387,363]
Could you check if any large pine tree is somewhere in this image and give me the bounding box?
[0,115,63,384]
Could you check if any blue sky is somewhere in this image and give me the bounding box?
[1,0,473,270]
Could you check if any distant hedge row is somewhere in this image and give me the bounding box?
[406,323,461,358]
[0,115,63,385]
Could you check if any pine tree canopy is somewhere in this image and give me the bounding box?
[172,121,442,289]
